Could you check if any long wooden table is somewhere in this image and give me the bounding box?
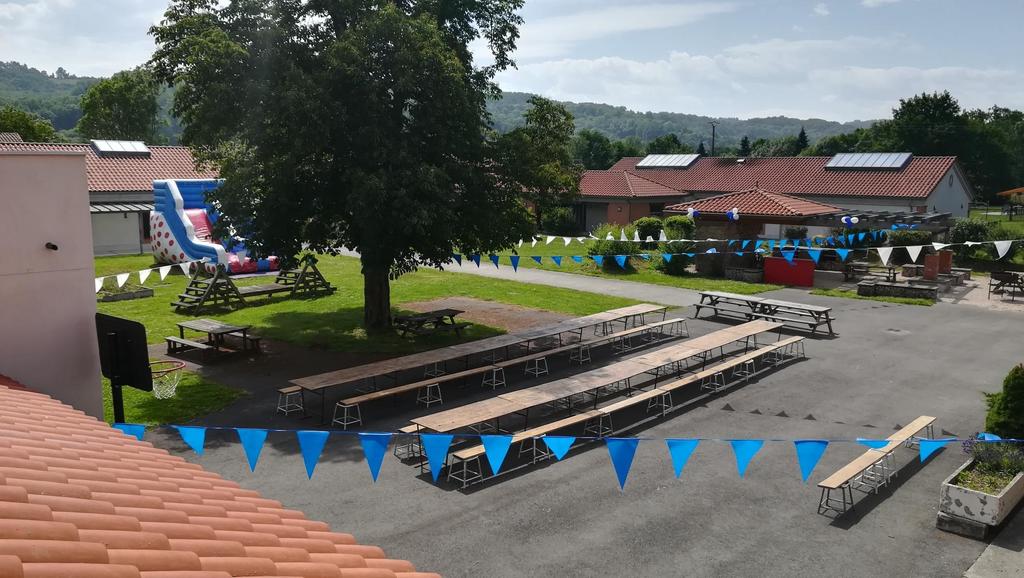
[409,320,782,434]
[291,303,668,419]
[693,291,836,336]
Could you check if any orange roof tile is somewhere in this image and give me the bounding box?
[666,188,841,218]
[0,385,440,578]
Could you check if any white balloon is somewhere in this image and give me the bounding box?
[851,216,860,224]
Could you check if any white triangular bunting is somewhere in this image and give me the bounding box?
[546,236,556,245]
[531,238,538,247]
[995,240,1013,259]
[905,245,923,263]
[658,230,668,242]
[605,232,614,241]
[95,277,104,293]
[932,242,949,251]
[876,247,893,266]
[138,269,152,285]
[965,241,980,247]
[576,237,586,244]
[645,235,654,243]
[159,265,172,280]
[619,229,628,242]
[115,273,130,288]
[562,236,571,247]
[178,263,191,276]
[632,230,641,242]
[517,239,523,248]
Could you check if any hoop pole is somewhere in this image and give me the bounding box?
[106,332,126,423]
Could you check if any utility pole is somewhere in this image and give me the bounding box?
[708,121,719,156]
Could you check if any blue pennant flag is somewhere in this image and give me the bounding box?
[614,255,628,269]
[571,255,583,264]
[297,430,330,479]
[857,438,889,450]
[847,234,855,246]
[736,252,744,257]
[729,439,764,478]
[794,440,829,483]
[920,439,954,462]
[662,253,673,263]
[858,232,866,242]
[778,239,787,249]
[835,248,850,262]
[639,254,650,261]
[481,435,513,475]
[666,439,700,478]
[781,250,796,264]
[807,248,822,264]
[469,254,481,267]
[174,426,207,455]
[451,254,462,266]
[727,240,736,248]
[741,239,750,250]
[358,432,391,482]
[551,255,562,267]
[543,436,575,460]
[979,432,1002,441]
[684,252,696,258]
[530,255,543,265]
[509,255,520,272]
[420,434,454,482]
[768,240,776,252]
[489,254,500,269]
[825,236,834,246]
[236,428,268,472]
[606,438,640,490]
[113,423,145,441]
[754,240,764,251]
[705,248,717,254]
[592,255,604,267]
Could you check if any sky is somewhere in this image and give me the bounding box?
[1,0,1021,121]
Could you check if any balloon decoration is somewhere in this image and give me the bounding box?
[840,215,860,227]
[726,207,740,221]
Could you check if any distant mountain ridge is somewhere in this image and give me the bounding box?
[488,91,876,148]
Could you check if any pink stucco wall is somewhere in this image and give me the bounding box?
[0,151,102,417]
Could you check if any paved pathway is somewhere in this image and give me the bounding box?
[963,512,1024,577]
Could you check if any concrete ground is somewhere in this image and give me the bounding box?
[964,508,1024,577]
[146,271,1024,578]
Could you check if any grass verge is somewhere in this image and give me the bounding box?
[102,371,245,426]
[810,288,934,306]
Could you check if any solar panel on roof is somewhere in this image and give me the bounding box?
[635,154,700,169]
[91,139,151,157]
[826,152,911,170]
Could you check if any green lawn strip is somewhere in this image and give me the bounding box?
[102,371,245,426]
[97,254,641,353]
[810,288,933,307]
[95,254,159,278]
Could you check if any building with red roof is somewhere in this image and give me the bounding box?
[577,153,972,230]
[0,137,216,256]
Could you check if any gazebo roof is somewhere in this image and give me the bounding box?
[666,188,842,218]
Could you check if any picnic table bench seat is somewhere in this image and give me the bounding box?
[694,291,836,336]
[817,416,937,515]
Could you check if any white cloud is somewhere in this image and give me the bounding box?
[813,3,830,16]
[862,0,901,6]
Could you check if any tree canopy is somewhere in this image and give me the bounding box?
[77,68,162,142]
[150,0,531,330]
[572,128,615,169]
[0,105,58,142]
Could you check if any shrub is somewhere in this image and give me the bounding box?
[985,364,1024,440]
[633,216,663,242]
[986,224,1019,261]
[541,206,578,236]
[588,222,637,271]
[654,216,696,275]
[783,226,808,240]
[949,219,992,260]
[662,215,696,240]
[887,229,933,265]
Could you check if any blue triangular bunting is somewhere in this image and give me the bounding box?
[768,240,776,252]
[920,439,954,462]
[592,255,604,267]
[481,435,513,475]
[113,423,145,441]
[729,439,763,478]
[638,254,650,261]
[551,255,562,267]
[684,253,695,258]
[794,440,829,483]
[858,232,866,242]
[754,240,764,251]
[857,438,889,450]
[614,255,628,269]
[530,255,542,265]
[297,430,330,479]
[469,254,481,267]
[571,255,583,264]
[807,248,822,264]
[741,240,750,250]
[489,254,500,268]
[543,436,575,460]
[509,255,519,271]
[705,248,717,254]
[236,428,268,472]
[666,439,700,478]
[727,239,736,248]
[835,248,850,262]
[662,253,672,263]
[420,434,454,482]
[451,254,462,266]
[174,426,206,455]
[781,250,796,264]
[847,234,855,245]
[605,438,640,490]
[358,432,391,482]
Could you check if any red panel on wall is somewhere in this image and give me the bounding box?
[763,256,816,287]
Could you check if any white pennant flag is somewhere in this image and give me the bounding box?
[932,242,950,251]
[994,240,1013,259]
[619,229,628,242]
[576,237,586,244]
[531,238,538,247]
[178,263,191,276]
[95,277,104,293]
[138,268,152,285]
[876,246,893,266]
[905,245,923,263]
[645,235,655,243]
[632,230,641,242]
[115,273,130,288]
[545,235,556,245]
[158,265,172,280]
[658,229,668,242]
[562,236,571,247]
[605,232,614,241]
[517,239,523,248]
[965,241,980,247]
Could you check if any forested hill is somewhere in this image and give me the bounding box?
[488,91,875,148]
[0,61,98,130]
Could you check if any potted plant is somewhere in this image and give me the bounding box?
[937,364,1024,538]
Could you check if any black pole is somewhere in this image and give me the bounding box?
[709,121,718,156]
[106,332,126,423]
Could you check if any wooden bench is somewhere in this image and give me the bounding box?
[446,410,602,488]
[694,291,836,336]
[276,386,304,415]
[817,416,937,515]
[165,335,214,356]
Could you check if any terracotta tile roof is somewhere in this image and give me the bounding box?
[0,132,23,143]
[0,385,440,578]
[666,188,841,217]
[592,155,959,200]
[0,142,217,193]
[579,170,684,198]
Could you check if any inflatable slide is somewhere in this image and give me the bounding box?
[151,179,278,274]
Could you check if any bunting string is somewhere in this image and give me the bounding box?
[95,258,209,293]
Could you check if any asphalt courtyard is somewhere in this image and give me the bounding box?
[145,283,1023,578]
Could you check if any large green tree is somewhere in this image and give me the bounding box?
[0,105,58,141]
[150,0,532,330]
[77,68,162,142]
[494,96,582,230]
[645,133,693,155]
[572,128,614,169]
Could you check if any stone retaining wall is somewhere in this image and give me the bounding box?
[857,280,939,300]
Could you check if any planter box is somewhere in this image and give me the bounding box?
[98,288,154,302]
[724,267,763,283]
[856,280,939,300]
[937,459,1024,538]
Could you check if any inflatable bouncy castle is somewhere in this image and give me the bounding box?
[151,179,278,274]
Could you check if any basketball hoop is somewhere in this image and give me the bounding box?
[150,360,185,399]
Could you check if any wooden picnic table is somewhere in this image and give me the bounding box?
[177,318,255,351]
[393,308,465,336]
[694,291,836,336]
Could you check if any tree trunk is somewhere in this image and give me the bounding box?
[362,262,392,332]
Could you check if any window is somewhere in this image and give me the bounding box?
[649,203,665,215]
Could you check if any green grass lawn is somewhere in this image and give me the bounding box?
[489,241,781,295]
[968,208,1024,236]
[95,254,642,354]
[102,371,244,426]
[810,288,934,307]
